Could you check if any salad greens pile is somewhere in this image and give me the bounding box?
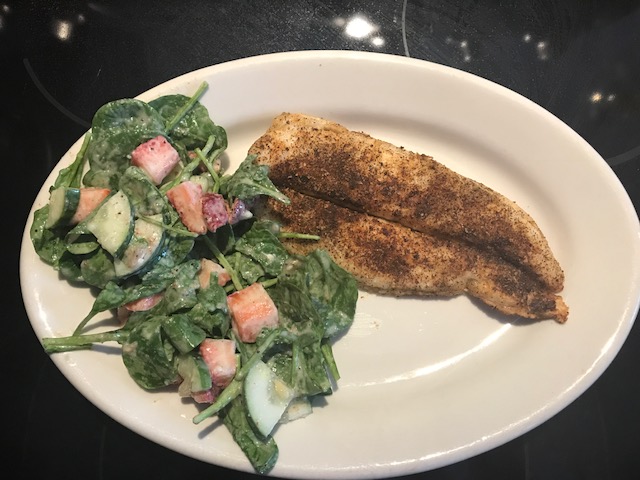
[30,82,358,474]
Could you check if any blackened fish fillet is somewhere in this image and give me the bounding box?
[249,113,565,294]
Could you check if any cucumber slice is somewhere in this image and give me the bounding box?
[113,214,165,277]
[66,237,100,255]
[86,190,134,258]
[244,360,295,437]
[45,187,80,228]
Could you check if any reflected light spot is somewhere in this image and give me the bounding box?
[460,39,471,62]
[589,91,616,103]
[52,19,73,41]
[348,324,512,387]
[536,40,549,60]
[333,17,346,27]
[523,33,532,43]
[444,37,471,61]
[371,36,385,47]
[404,324,511,380]
[345,16,375,39]
[0,3,10,31]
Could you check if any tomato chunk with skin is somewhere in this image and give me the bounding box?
[192,389,217,404]
[166,181,207,234]
[227,283,279,343]
[130,135,180,185]
[71,187,111,224]
[198,258,231,288]
[199,338,237,388]
[116,292,164,325]
[202,193,229,232]
[124,292,163,312]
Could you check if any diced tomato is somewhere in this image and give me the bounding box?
[201,193,229,232]
[116,293,163,326]
[198,258,231,288]
[199,338,237,388]
[227,283,279,343]
[70,187,111,224]
[124,293,163,312]
[191,388,219,404]
[166,181,207,234]
[130,135,180,185]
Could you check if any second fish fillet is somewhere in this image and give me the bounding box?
[257,189,568,323]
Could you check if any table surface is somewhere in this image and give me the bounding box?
[5,1,640,479]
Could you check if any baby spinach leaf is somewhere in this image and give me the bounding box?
[30,206,67,267]
[83,98,167,189]
[122,315,180,389]
[52,132,91,190]
[297,341,334,395]
[119,166,168,216]
[320,341,341,382]
[176,354,212,394]
[269,342,332,397]
[77,267,176,334]
[162,314,207,354]
[161,260,201,313]
[150,94,227,151]
[266,279,336,396]
[220,154,290,204]
[281,250,358,338]
[86,281,127,319]
[148,234,195,273]
[233,220,289,277]
[80,248,116,288]
[231,253,265,285]
[261,250,357,399]
[268,279,324,343]
[140,252,193,288]
[220,396,279,475]
[188,282,230,336]
[57,253,83,283]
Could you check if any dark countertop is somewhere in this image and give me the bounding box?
[4,1,640,479]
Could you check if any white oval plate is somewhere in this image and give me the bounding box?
[20,51,640,479]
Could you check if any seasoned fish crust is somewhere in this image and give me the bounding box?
[258,189,568,323]
[249,113,565,293]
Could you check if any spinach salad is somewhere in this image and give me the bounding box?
[30,82,358,474]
